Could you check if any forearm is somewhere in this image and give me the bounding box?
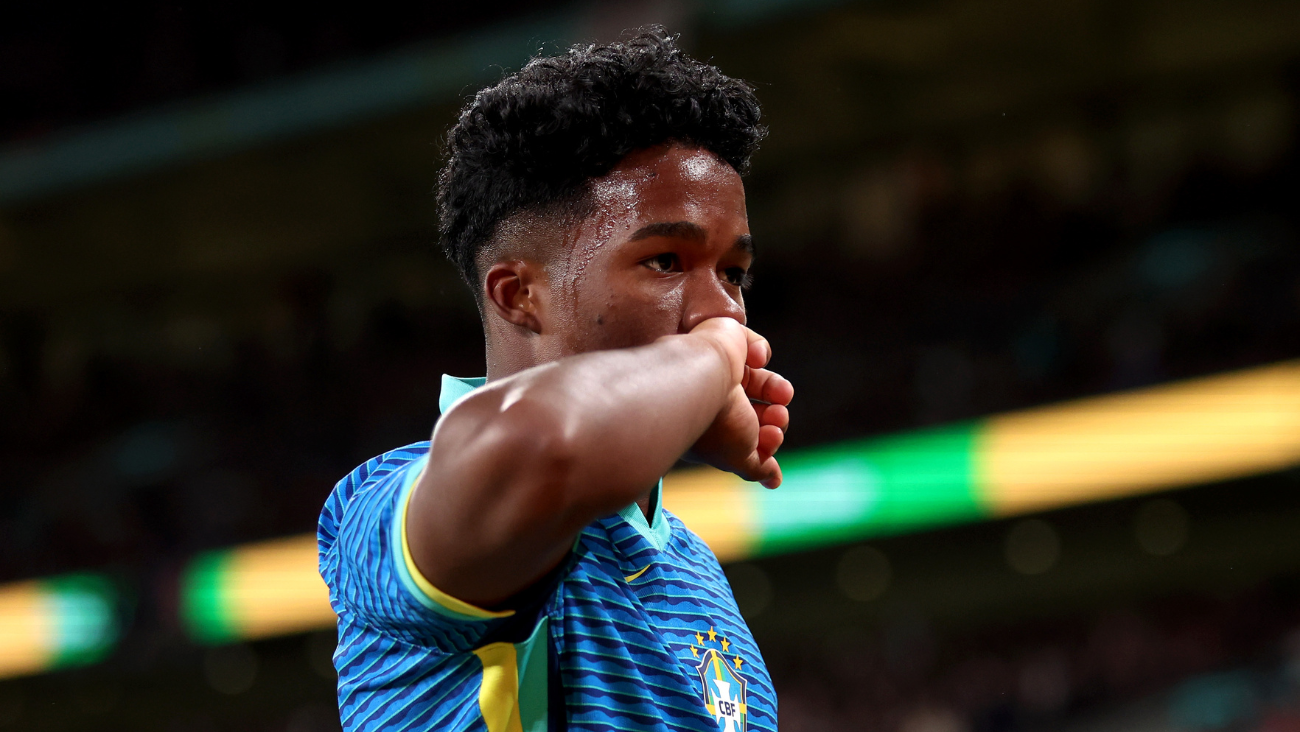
[451,333,732,516]
[541,336,728,496]
[406,332,735,605]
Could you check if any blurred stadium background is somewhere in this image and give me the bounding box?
[2,1,1300,730]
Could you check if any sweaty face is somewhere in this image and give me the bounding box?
[544,144,752,356]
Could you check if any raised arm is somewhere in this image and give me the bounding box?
[405,317,786,608]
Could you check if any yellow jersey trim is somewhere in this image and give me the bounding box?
[399,467,514,620]
[623,565,651,583]
[473,642,524,732]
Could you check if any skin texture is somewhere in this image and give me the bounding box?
[406,144,794,607]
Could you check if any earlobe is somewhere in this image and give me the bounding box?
[484,261,544,334]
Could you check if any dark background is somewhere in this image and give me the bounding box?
[1,1,1299,730]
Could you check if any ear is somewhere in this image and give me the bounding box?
[483,260,545,334]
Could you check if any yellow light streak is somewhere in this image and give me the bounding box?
[662,467,755,562]
[977,360,1300,515]
[223,535,335,640]
[0,582,53,679]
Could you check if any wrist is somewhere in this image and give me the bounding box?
[684,331,744,390]
[655,331,741,393]
[682,319,747,384]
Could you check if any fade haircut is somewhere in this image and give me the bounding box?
[436,27,766,294]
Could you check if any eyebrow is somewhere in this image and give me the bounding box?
[628,221,756,256]
[628,221,706,242]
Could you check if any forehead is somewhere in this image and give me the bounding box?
[588,144,748,228]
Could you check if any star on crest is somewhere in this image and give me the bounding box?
[721,638,730,652]
[691,645,699,658]
[708,626,717,642]
[733,656,744,670]
[695,631,705,645]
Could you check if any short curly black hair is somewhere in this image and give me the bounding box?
[436,27,766,291]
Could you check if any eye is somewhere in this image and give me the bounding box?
[723,267,753,289]
[642,253,680,273]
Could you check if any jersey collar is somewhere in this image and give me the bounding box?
[438,374,486,414]
[616,478,671,551]
[437,374,668,547]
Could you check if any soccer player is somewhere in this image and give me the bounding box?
[318,28,793,732]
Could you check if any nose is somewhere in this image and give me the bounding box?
[679,270,746,333]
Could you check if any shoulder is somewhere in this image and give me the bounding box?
[318,441,430,549]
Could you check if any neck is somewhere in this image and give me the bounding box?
[484,332,542,383]
[635,486,655,522]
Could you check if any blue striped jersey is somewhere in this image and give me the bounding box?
[318,375,776,732]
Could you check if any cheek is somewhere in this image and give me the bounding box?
[576,275,687,348]
[629,281,686,334]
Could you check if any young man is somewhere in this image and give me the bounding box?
[318,29,793,731]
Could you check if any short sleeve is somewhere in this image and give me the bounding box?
[318,445,513,652]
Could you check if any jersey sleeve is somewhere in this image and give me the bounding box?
[318,444,515,652]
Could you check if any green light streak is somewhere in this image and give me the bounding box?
[754,422,984,555]
[46,574,118,668]
[180,551,237,644]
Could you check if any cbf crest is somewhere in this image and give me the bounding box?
[696,647,748,732]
